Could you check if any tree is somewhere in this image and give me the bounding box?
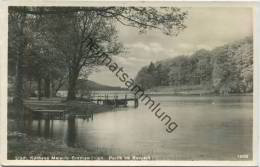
[211,37,253,94]
[191,49,212,86]
[234,37,253,92]
[40,12,122,100]
[155,63,170,86]
[9,8,29,111]
[168,56,190,86]
[135,66,153,90]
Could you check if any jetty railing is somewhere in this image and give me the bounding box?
[89,93,138,108]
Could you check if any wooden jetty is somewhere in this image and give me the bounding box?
[90,94,139,108]
[24,98,67,120]
[23,93,138,120]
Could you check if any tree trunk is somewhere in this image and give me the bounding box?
[13,14,26,119]
[14,62,24,129]
[38,78,42,100]
[44,77,51,98]
[29,79,32,97]
[14,48,24,104]
[50,79,55,97]
[13,10,27,131]
[67,69,79,101]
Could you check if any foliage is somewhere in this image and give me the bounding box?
[135,37,253,94]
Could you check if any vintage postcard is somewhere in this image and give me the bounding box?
[0,1,258,166]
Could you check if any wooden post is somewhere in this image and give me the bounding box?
[114,96,117,107]
[134,95,138,108]
[63,111,65,120]
[124,94,127,107]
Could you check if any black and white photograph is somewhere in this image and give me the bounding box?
[0,2,257,166]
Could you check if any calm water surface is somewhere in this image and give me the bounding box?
[26,95,253,160]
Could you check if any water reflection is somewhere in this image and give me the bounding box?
[44,119,50,138]
[23,96,253,160]
[37,120,41,136]
[25,118,55,139]
[65,115,77,147]
[24,115,82,148]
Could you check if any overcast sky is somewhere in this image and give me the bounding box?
[88,7,253,87]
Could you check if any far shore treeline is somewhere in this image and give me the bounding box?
[135,37,253,95]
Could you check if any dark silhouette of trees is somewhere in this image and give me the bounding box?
[9,8,30,111]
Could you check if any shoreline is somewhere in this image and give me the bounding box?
[145,85,253,97]
[146,92,253,96]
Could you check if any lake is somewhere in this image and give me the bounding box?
[25,95,253,160]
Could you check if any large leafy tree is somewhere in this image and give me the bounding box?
[190,49,213,86]
[168,56,191,86]
[211,37,253,94]
[40,12,122,100]
[9,8,30,111]
[135,62,158,90]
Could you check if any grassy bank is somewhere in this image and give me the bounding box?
[8,133,110,160]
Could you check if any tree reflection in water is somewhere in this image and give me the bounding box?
[65,115,77,147]
[24,114,79,147]
[26,118,55,139]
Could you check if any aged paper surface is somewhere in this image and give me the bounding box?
[0,0,259,166]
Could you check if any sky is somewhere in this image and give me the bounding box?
[88,7,253,87]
